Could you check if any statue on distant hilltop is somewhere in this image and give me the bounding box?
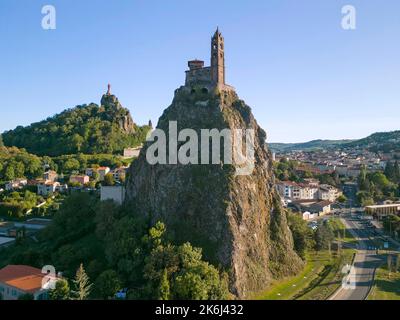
[107,83,111,96]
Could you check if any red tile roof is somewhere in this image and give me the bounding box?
[0,265,46,293]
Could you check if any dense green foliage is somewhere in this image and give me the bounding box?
[287,212,338,258]
[384,161,400,184]
[346,130,400,153]
[0,145,132,184]
[383,214,400,238]
[314,220,335,251]
[51,153,132,174]
[269,139,354,153]
[0,147,44,182]
[49,279,70,300]
[274,158,340,187]
[0,193,229,300]
[71,264,93,300]
[357,165,400,205]
[0,190,44,219]
[2,103,150,156]
[269,130,400,154]
[287,213,315,259]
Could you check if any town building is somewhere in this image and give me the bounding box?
[318,184,342,202]
[365,203,400,220]
[290,200,332,220]
[37,181,68,196]
[43,170,58,183]
[85,168,96,177]
[69,175,90,185]
[277,181,298,199]
[111,167,128,182]
[100,185,125,205]
[277,180,340,203]
[299,183,319,200]
[5,179,27,191]
[183,28,234,94]
[123,146,142,158]
[97,167,110,181]
[0,265,58,300]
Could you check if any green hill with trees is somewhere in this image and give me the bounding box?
[2,93,151,156]
[345,130,400,153]
[268,139,354,153]
[0,145,44,182]
[269,131,400,153]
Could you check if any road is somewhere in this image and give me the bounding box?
[330,214,384,300]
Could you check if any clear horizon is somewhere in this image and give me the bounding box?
[1,0,400,143]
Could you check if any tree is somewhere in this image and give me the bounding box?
[94,270,121,300]
[287,213,314,259]
[383,214,400,236]
[314,221,335,251]
[63,158,80,172]
[357,191,374,207]
[158,269,170,300]
[71,263,93,300]
[143,238,229,300]
[101,213,146,285]
[385,162,396,182]
[337,194,347,203]
[4,165,15,181]
[14,161,25,178]
[173,244,229,300]
[49,279,70,300]
[92,170,100,181]
[72,134,84,153]
[103,173,115,186]
[394,161,400,183]
[1,102,150,156]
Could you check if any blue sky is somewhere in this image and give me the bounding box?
[0,0,399,143]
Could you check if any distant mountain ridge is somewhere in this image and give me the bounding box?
[2,91,151,157]
[269,130,400,153]
[268,139,354,152]
[345,130,400,151]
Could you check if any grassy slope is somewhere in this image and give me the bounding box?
[254,217,356,300]
[368,265,400,300]
[296,249,354,300]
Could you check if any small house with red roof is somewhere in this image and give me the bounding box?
[0,265,58,300]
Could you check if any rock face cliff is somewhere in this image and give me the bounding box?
[100,94,136,134]
[125,87,303,298]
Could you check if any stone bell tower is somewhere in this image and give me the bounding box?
[211,28,225,86]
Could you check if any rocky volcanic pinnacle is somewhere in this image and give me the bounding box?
[100,93,136,134]
[125,86,303,298]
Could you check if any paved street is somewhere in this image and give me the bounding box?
[330,215,384,300]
